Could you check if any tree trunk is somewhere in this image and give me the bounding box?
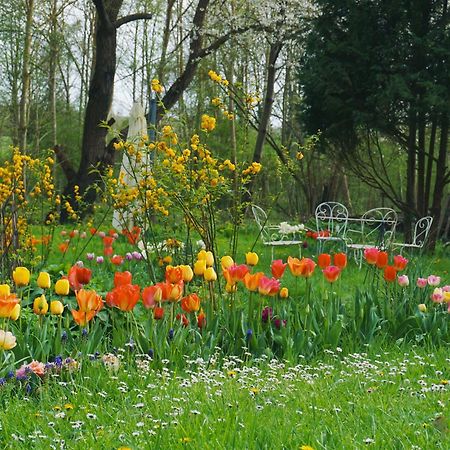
[405,105,417,240]
[49,0,58,147]
[424,113,437,213]
[416,110,426,215]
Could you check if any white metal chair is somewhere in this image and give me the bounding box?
[252,205,303,259]
[314,202,349,252]
[346,207,398,266]
[392,216,433,254]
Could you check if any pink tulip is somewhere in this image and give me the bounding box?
[416,278,427,288]
[431,287,444,303]
[428,275,441,286]
[397,275,409,287]
[442,285,450,292]
[323,265,341,283]
[258,276,281,296]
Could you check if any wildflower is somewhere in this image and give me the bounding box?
[323,265,341,283]
[383,266,397,282]
[363,248,379,265]
[393,255,408,271]
[12,267,30,286]
[334,253,347,269]
[428,275,441,286]
[50,301,64,315]
[0,330,17,350]
[397,275,409,287]
[271,259,287,279]
[33,295,49,315]
[287,256,316,277]
[245,252,259,266]
[181,293,201,313]
[200,114,216,132]
[37,272,51,289]
[151,78,163,93]
[318,253,331,269]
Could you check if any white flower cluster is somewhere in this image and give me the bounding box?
[278,222,305,235]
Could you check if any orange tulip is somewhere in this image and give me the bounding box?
[71,309,96,326]
[142,285,163,309]
[114,271,132,287]
[243,272,264,292]
[383,265,397,282]
[166,281,184,302]
[393,255,408,271]
[108,284,140,311]
[0,293,20,318]
[258,276,281,296]
[76,289,103,313]
[181,293,201,313]
[333,253,347,269]
[318,253,331,269]
[376,251,389,269]
[223,264,249,285]
[165,265,183,283]
[288,256,316,277]
[323,265,341,283]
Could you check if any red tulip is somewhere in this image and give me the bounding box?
[393,255,408,271]
[271,259,287,279]
[333,253,347,269]
[364,248,379,265]
[108,284,140,311]
[383,265,397,282]
[323,265,341,283]
[197,311,206,329]
[111,255,124,265]
[153,306,164,320]
[114,271,132,287]
[142,285,163,309]
[68,265,92,291]
[102,236,114,247]
[376,251,388,269]
[318,253,331,269]
[223,264,249,285]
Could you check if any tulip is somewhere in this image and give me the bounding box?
[194,259,207,276]
[318,253,331,269]
[364,248,379,265]
[334,253,348,269]
[71,309,96,326]
[33,295,49,315]
[323,265,341,283]
[197,249,207,261]
[142,285,163,309]
[114,271,132,287]
[9,303,20,321]
[55,279,70,296]
[224,264,249,285]
[397,275,409,287]
[86,252,95,260]
[204,251,214,267]
[271,259,287,279]
[111,255,124,265]
[197,311,206,329]
[243,272,264,292]
[166,281,184,302]
[431,288,444,303]
[225,283,237,293]
[153,306,164,320]
[165,265,183,283]
[108,284,140,311]
[393,255,408,271]
[262,306,273,323]
[376,251,388,269]
[418,303,427,313]
[416,277,427,288]
[280,287,289,298]
[245,252,259,266]
[0,292,19,318]
[427,275,441,286]
[204,267,217,282]
[221,255,234,270]
[36,271,50,289]
[0,330,17,350]
[96,256,104,264]
[181,293,201,313]
[383,265,397,282]
[258,276,281,296]
[102,236,114,247]
[50,300,64,315]
[288,256,316,277]
[104,246,114,256]
[0,284,11,296]
[76,289,103,313]
[68,265,92,291]
[180,265,194,282]
[12,267,30,286]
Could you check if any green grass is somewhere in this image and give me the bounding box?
[0,347,449,449]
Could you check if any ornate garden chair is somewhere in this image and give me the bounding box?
[392,216,433,254]
[314,202,349,253]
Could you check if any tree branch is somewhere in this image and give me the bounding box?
[114,13,153,29]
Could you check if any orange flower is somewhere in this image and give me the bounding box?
[122,226,141,244]
[176,313,189,327]
[393,255,408,271]
[76,289,103,313]
[114,271,132,287]
[142,285,163,309]
[58,241,69,253]
[288,256,316,277]
[102,236,114,247]
[323,266,341,283]
[153,306,164,320]
[104,246,114,256]
[333,253,347,269]
[243,272,264,292]
[383,265,397,282]
[165,265,183,283]
[318,253,331,269]
[71,309,96,326]
[364,248,379,265]
[280,287,289,298]
[166,281,184,302]
[197,311,206,329]
[181,293,201,313]
[68,265,92,290]
[111,255,124,265]
[108,284,140,311]
[271,260,287,279]
[0,293,20,318]
[376,251,388,269]
[223,264,249,285]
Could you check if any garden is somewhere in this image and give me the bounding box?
[0,1,450,449]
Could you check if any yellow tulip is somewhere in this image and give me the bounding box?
[33,295,49,315]
[245,252,259,266]
[0,329,16,350]
[225,283,237,293]
[280,287,289,298]
[55,279,70,296]
[418,304,427,313]
[205,251,214,267]
[9,303,21,321]
[204,267,217,282]
[197,250,207,261]
[221,256,234,270]
[0,284,11,296]
[12,267,30,286]
[50,300,64,315]
[37,272,51,289]
[180,265,194,282]
[194,259,207,276]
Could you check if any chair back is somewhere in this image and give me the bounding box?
[315,202,349,238]
[361,207,397,248]
[411,216,433,247]
[252,205,270,243]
